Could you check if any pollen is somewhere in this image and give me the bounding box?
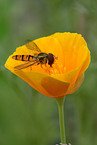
[45,62,67,75]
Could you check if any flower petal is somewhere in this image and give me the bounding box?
[51,45,90,84]
[66,73,84,94]
[6,69,70,97]
[41,75,70,97]
[52,32,88,71]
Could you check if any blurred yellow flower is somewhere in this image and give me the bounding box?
[5,32,90,98]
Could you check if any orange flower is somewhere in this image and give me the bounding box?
[5,32,90,98]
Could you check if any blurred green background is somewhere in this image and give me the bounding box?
[0,0,97,145]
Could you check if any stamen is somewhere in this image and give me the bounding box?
[54,68,59,74]
[43,62,67,75]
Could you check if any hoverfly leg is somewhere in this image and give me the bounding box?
[50,64,53,68]
[45,65,51,75]
[40,63,43,68]
[47,69,51,75]
[45,63,46,67]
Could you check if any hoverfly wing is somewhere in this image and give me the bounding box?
[14,60,39,70]
[26,41,42,52]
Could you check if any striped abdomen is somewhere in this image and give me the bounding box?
[12,55,34,61]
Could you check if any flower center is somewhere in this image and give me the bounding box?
[44,62,66,75]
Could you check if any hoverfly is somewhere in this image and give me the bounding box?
[12,41,57,70]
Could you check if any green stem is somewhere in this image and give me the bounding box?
[56,96,66,144]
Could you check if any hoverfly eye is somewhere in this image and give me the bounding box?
[48,53,54,66]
